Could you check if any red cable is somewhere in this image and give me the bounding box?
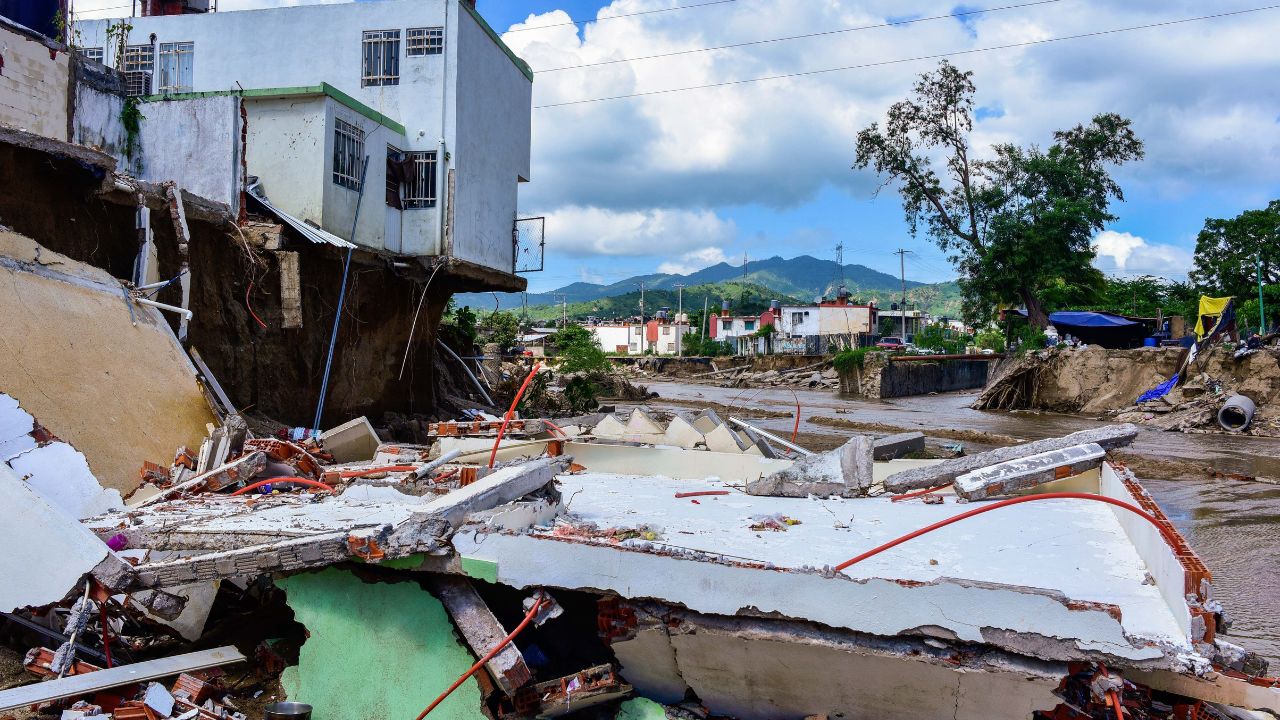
[788,387,801,443]
[488,363,542,469]
[246,281,267,329]
[543,420,569,438]
[890,482,954,502]
[229,477,335,496]
[833,492,1178,573]
[99,604,112,669]
[675,490,730,498]
[414,599,546,719]
[1097,663,1125,720]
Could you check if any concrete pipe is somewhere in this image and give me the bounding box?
[1218,394,1256,432]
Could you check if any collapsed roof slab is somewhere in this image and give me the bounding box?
[0,230,217,493]
[87,458,567,591]
[608,601,1065,720]
[452,469,1194,667]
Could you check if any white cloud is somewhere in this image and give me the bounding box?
[1093,230,1193,278]
[543,206,736,257]
[658,246,728,275]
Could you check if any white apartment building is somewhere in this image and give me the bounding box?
[80,0,532,281]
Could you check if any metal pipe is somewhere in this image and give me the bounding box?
[414,448,462,479]
[727,416,813,456]
[134,297,193,320]
[438,340,494,406]
[1218,394,1256,432]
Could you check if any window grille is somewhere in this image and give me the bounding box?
[361,30,400,86]
[122,44,153,96]
[386,145,403,208]
[402,151,437,208]
[406,27,443,56]
[332,119,364,191]
[157,41,194,93]
[83,47,104,63]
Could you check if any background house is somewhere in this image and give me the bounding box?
[79,0,532,282]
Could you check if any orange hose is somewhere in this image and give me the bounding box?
[833,492,1178,573]
[229,477,335,496]
[488,363,542,469]
[1097,663,1125,720]
[414,599,546,719]
[543,420,569,438]
[890,482,954,502]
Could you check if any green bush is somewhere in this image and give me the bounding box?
[832,347,870,374]
[549,325,610,374]
[1012,325,1047,352]
[478,310,522,350]
[680,331,732,356]
[913,323,969,354]
[974,328,1005,352]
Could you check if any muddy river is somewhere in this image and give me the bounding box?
[633,381,1280,665]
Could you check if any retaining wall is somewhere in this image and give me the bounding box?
[839,355,993,398]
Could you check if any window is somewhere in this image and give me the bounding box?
[666,343,675,352]
[82,47,104,63]
[406,27,443,56]
[361,30,400,86]
[722,320,732,331]
[332,119,364,191]
[122,44,153,96]
[745,320,756,331]
[157,41,194,94]
[386,145,403,208]
[401,150,438,208]
[662,326,670,336]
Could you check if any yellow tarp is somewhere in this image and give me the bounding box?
[1195,295,1233,339]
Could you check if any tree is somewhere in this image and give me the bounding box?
[854,61,1143,328]
[478,310,522,350]
[1190,200,1280,299]
[549,325,609,374]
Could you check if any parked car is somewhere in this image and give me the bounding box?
[876,336,905,350]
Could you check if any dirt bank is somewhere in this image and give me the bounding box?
[977,344,1280,437]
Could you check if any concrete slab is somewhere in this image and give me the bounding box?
[955,443,1106,500]
[454,469,1193,664]
[320,416,380,464]
[662,415,704,449]
[745,436,873,497]
[872,431,926,460]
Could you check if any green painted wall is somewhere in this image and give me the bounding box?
[279,568,480,720]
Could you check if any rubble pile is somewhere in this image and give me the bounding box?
[620,359,841,391]
[978,343,1280,436]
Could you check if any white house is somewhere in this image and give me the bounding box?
[79,0,532,281]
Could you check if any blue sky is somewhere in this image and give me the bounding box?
[488,0,1280,293]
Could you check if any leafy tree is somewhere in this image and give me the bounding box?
[1190,200,1280,299]
[854,61,1143,328]
[974,328,1005,352]
[549,325,609,374]
[478,310,522,350]
[681,331,732,356]
[913,323,968,354]
[440,302,478,349]
[878,317,896,337]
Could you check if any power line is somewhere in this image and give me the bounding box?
[535,4,1280,108]
[505,0,740,34]
[536,0,1065,72]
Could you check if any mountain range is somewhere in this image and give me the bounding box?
[455,255,934,311]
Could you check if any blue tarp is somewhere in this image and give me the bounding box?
[1137,373,1180,403]
[1015,310,1141,328]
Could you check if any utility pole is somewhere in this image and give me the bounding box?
[894,248,910,340]
[553,293,567,328]
[674,282,686,356]
[740,253,748,308]
[638,282,646,323]
[835,242,845,296]
[1258,251,1266,333]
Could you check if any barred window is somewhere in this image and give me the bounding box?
[385,145,403,208]
[402,151,437,208]
[157,41,194,94]
[406,27,443,56]
[122,44,153,96]
[361,30,400,86]
[82,47,104,63]
[332,119,364,191]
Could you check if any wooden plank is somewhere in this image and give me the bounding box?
[0,646,246,711]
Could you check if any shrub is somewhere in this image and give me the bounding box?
[550,325,609,374]
[974,328,1005,352]
[832,347,870,374]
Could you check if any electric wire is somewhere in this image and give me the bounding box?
[535,4,1280,108]
[505,0,740,33]
[536,0,1066,72]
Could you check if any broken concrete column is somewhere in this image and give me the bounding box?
[319,416,380,463]
[746,435,873,497]
[871,432,925,461]
[953,443,1105,501]
[428,575,531,696]
[276,250,303,329]
[883,424,1139,493]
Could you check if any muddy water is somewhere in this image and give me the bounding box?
[636,381,1280,664]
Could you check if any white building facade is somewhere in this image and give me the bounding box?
[80,0,532,279]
